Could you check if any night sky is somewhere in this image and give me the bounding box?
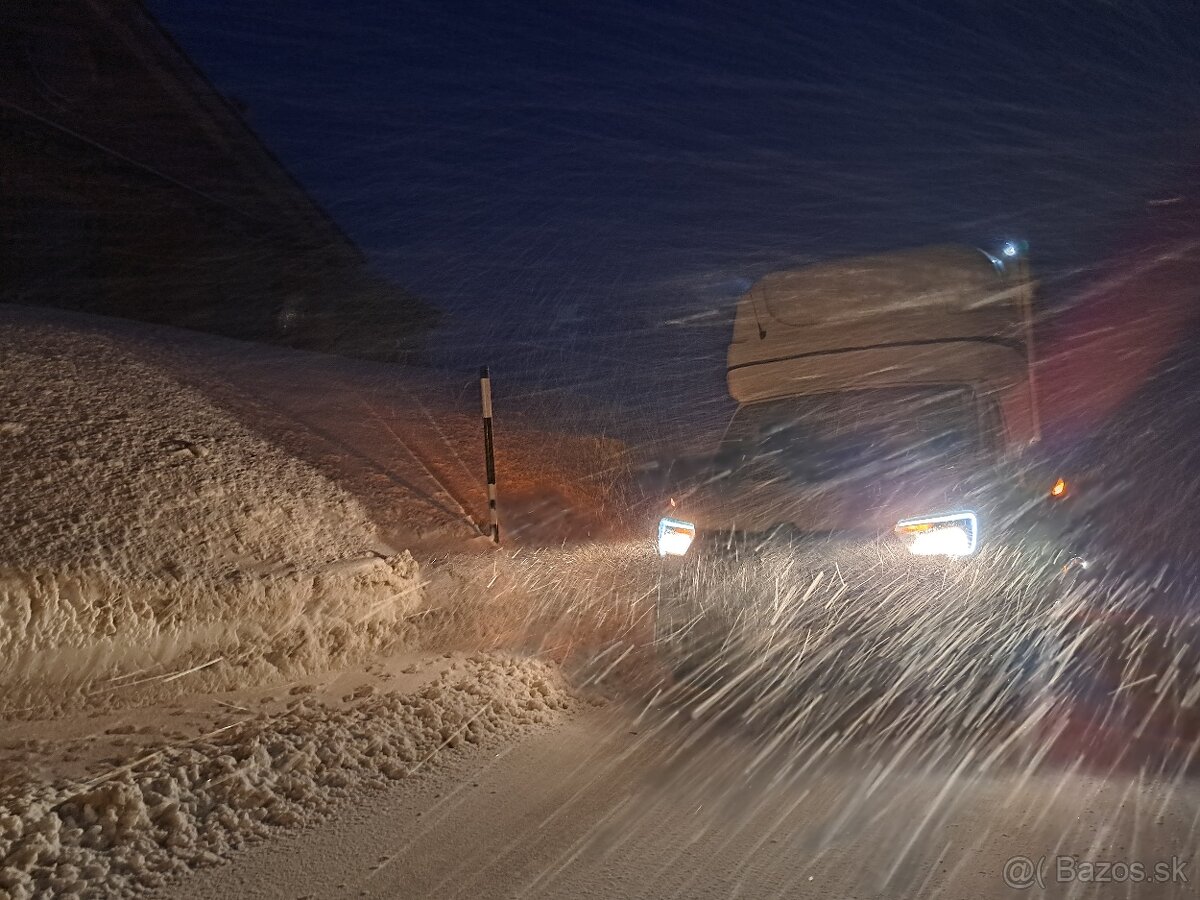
[150,1,1200,406]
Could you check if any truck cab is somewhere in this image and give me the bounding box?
[657,244,1076,563]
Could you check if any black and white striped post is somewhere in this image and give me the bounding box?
[479,366,500,543]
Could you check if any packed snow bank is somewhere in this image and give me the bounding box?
[0,316,423,714]
[0,653,571,899]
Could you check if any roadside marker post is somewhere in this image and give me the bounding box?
[479,366,500,543]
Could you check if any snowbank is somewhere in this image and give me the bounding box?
[0,316,423,713]
[0,653,571,899]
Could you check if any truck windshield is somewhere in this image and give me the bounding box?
[718,387,979,484]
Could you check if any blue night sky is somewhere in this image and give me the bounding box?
[150,1,1200,360]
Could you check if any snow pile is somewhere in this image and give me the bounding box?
[0,653,571,899]
[0,316,424,713]
[413,544,664,705]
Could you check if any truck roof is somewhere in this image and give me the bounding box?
[751,245,1014,324]
[727,244,1037,445]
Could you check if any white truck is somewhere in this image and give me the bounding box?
[650,243,1089,718]
[655,243,1076,561]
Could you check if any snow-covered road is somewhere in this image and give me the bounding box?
[164,705,1199,899]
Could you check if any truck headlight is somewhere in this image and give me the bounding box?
[895,511,978,557]
[657,517,696,557]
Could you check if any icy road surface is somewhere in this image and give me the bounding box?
[164,705,1198,899]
